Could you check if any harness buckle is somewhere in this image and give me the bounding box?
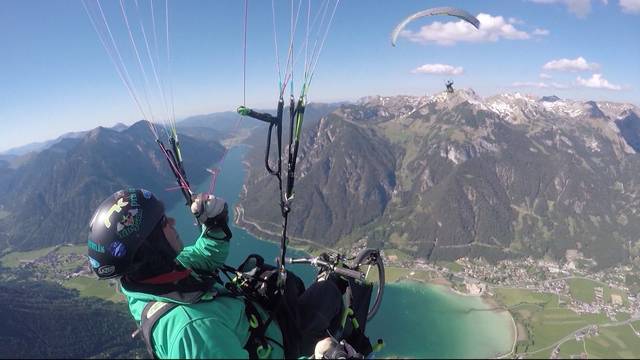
[256,344,273,359]
[249,314,259,329]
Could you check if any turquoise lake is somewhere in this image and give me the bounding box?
[167,145,514,358]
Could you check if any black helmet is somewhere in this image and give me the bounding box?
[87,188,165,279]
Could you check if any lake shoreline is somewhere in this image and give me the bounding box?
[234,203,336,254]
[234,203,518,358]
[429,283,517,358]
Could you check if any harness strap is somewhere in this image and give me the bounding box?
[134,287,210,359]
[138,301,180,359]
[243,298,284,359]
[134,294,282,359]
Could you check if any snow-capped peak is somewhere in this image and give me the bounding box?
[426,88,485,110]
[354,90,636,126]
[485,93,544,124]
[595,101,638,119]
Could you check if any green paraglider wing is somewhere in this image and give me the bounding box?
[390,6,480,46]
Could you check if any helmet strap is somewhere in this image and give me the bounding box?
[139,268,192,285]
[127,221,179,281]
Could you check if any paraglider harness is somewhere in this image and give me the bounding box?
[134,254,375,359]
[135,285,280,359]
[129,256,284,360]
[224,254,377,357]
[234,97,378,357]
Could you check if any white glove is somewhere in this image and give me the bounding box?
[191,193,232,240]
[314,338,362,359]
[190,193,227,223]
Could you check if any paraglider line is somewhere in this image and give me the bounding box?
[165,185,190,192]
[271,0,283,91]
[135,0,173,139]
[304,0,310,77]
[307,0,340,91]
[303,0,331,79]
[280,0,303,97]
[166,0,177,132]
[158,141,193,200]
[119,0,157,125]
[207,167,219,196]
[243,0,248,106]
[86,1,144,120]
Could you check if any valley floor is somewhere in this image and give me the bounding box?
[235,206,640,359]
[4,222,640,359]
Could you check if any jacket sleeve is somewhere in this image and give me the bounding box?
[175,228,229,273]
[166,319,249,359]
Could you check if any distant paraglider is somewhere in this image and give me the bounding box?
[445,80,454,93]
[390,6,480,47]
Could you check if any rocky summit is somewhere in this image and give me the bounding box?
[239,90,640,269]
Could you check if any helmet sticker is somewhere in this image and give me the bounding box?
[116,208,138,232]
[88,256,100,268]
[97,265,116,277]
[109,241,127,258]
[129,192,140,208]
[142,189,152,199]
[117,208,143,239]
[88,240,105,253]
[104,198,129,229]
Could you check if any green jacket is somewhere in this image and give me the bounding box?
[121,231,285,359]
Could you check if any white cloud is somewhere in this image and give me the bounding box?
[412,64,464,75]
[577,74,622,90]
[533,28,551,36]
[543,57,599,72]
[540,73,553,79]
[401,13,531,46]
[512,81,568,89]
[529,0,593,17]
[512,81,550,88]
[620,0,640,13]
[508,17,525,24]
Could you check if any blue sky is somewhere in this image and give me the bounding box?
[1,0,638,152]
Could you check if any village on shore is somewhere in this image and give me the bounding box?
[380,248,640,322]
[367,241,640,359]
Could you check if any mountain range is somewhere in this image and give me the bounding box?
[0,102,343,256]
[0,123,128,157]
[239,90,640,269]
[0,120,224,253]
[3,95,640,269]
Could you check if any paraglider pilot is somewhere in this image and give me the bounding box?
[87,188,361,359]
[446,80,454,93]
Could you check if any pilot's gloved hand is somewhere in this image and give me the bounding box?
[191,193,232,241]
[313,338,362,359]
